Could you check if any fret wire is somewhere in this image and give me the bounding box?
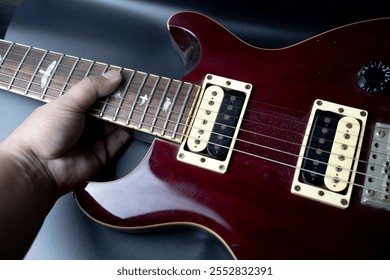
[138,75,160,129]
[95,108,185,138]
[100,65,123,119]
[7,76,195,130]
[2,46,84,77]
[2,53,199,110]
[0,58,103,95]
[1,50,97,91]
[126,72,148,125]
[154,78,173,136]
[25,49,48,95]
[83,59,95,78]
[40,53,64,100]
[59,56,80,96]
[0,41,202,141]
[3,76,200,140]
[113,69,135,121]
[93,107,186,141]
[8,46,31,90]
[97,63,110,117]
[0,41,14,66]
[1,52,84,92]
[150,77,172,135]
[0,43,201,141]
[162,80,183,136]
[0,61,199,127]
[0,45,155,89]
[173,83,195,139]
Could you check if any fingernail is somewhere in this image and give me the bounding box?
[103,70,121,79]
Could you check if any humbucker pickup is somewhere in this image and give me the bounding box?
[177,74,252,173]
[361,122,390,211]
[292,100,368,208]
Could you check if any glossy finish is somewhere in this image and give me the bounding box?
[75,12,390,259]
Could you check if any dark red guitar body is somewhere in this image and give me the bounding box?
[75,12,390,259]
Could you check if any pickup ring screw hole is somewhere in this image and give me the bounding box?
[318,190,324,196]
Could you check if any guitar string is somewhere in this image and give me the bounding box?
[0,47,368,142]
[0,49,370,142]
[2,75,388,197]
[0,42,377,141]
[0,60,368,155]
[88,104,390,197]
[1,49,389,195]
[0,53,385,165]
[1,75,389,197]
[0,55,387,175]
[0,58,380,165]
[0,52,368,144]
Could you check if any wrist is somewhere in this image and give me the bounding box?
[0,143,58,259]
[0,142,59,201]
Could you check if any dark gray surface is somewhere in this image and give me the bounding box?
[1,0,388,259]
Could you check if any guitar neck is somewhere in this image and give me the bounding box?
[0,39,200,143]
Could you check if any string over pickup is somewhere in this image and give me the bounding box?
[291,100,367,209]
[177,74,252,173]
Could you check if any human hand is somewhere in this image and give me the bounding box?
[1,70,131,196]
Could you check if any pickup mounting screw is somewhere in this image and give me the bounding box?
[377,130,386,138]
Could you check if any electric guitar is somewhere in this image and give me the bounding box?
[0,12,390,259]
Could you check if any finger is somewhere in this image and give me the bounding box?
[82,127,132,178]
[104,127,132,160]
[56,70,122,112]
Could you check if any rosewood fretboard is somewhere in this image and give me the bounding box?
[0,40,200,142]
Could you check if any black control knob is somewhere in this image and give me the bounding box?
[357,61,390,93]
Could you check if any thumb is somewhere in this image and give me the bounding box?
[57,70,122,112]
